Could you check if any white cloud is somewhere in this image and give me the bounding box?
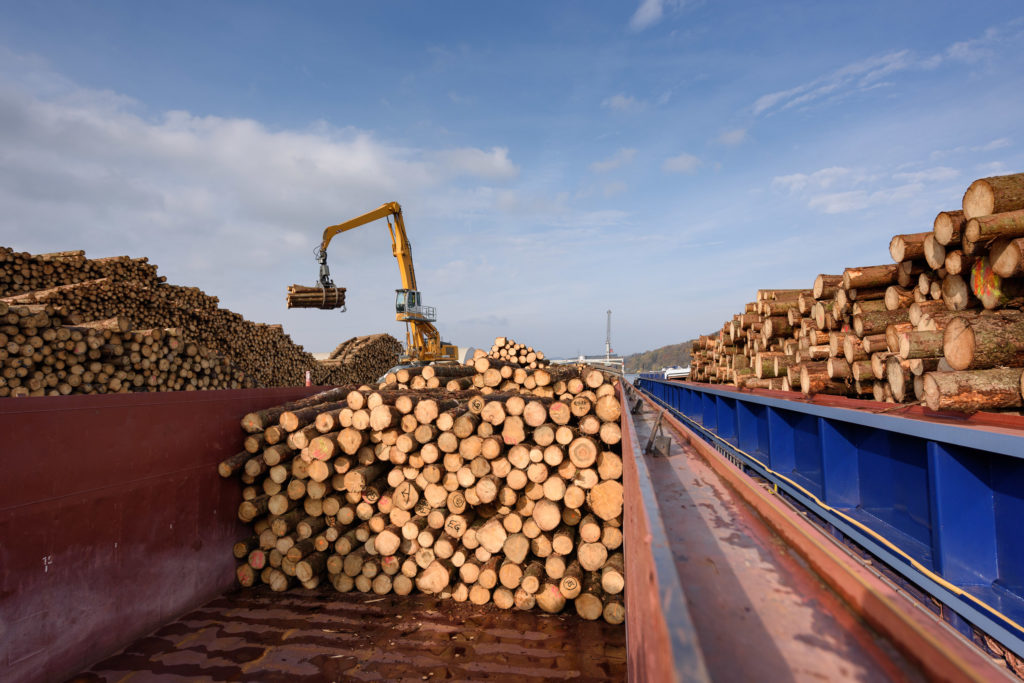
[752,20,1024,118]
[772,167,855,193]
[590,148,637,173]
[929,137,1013,160]
[978,138,1011,152]
[807,183,923,214]
[716,128,747,146]
[629,0,688,31]
[434,147,519,180]
[630,0,665,31]
[603,181,627,198]
[773,162,967,214]
[753,50,911,116]
[892,167,958,184]
[976,161,1008,175]
[662,153,700,174]
[602,93,646,112]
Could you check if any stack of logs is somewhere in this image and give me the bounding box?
[311,334,405,386]
[690,171,1024,414]
[487,336,549,369]
[222,349,626,624]
[286,284,346,310]
[1,247,400,395]
[0,301,249,397]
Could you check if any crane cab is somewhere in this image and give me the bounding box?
[395,288,437,322]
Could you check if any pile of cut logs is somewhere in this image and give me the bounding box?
[222,344,626,624]
[487,336,549,369]
[311,334,405,386]
[690,171,1024,414]
[1,247,400,396]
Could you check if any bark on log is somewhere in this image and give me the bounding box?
[923,368,1024,413]
[889,233,930,263]
[990,237,1024,279]
[843,265,899,290]
[934,210,966,246]
[943,313,1024,371]
[962,173,1024,220]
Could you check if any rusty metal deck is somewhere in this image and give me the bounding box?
[71,588,626,682]
[627,388,1010,682]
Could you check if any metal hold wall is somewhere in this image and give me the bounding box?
[618,383,709,683]
[0,386,325,683]
[638,378,1024,660]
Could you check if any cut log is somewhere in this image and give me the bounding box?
[889,233,930,263]
[943,314,1024,371]
[923,368,1024,413]
[962,174,1024,220]
[990,237,1024,279]
[923,235,947,270]
[898,330,945,360]
[801,364,848,396]
[813,274,843,300]
[941,274,974,311]
[853,309,910,338]
[843,265,899,290]
[934,210,966,246]
[944,250,974,277]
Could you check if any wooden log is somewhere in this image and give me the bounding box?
[945,250,974,277]
[800,364,848,396]
[934,210,966,246]
[923,234,947,271]
[943,313,1024,371]
[962,174,1024,220]
[923,368,1024,413]
[889,233,930,263]
[853,309,910,338]
[843,264,899,290]
[898,330,944,360]
[886,356,914,403]
[241,388,350,433]
[813,274,843,300]
[990,237,1024,279]
[941,274,974,311]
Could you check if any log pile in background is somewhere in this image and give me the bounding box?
[690,172,1024,414]
[222,342,626,625]
[487,336,550,369]
[311,334,404,386]
[1,247,399,396]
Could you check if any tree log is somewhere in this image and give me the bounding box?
[943,313,1024,371]
[923,368,1024,413]
[889,233,930,263]
[962,173,1024,219]
[934,210,966,246]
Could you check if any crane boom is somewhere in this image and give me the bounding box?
[316,202,457,363]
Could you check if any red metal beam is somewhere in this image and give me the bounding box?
[673,379,1024,434]
[619,382,709,682]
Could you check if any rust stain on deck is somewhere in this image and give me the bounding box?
[70,587,626,682]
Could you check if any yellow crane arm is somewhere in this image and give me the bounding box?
[320,201,416,291]
[317,202,456,363]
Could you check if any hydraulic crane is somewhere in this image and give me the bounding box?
[312,202,458,363]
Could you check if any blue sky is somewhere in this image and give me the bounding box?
[1,2,1022,358]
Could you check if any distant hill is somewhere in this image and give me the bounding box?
[623,340,693,373]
